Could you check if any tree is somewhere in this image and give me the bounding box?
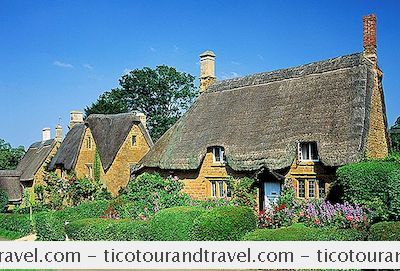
[85,65,197,141]
[390,116,400,153]
[0,139,25,170]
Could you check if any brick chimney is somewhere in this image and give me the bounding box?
[69,111,84,129]
[199,50,216,93]
[363,14,377,63]
[42,128,51,141]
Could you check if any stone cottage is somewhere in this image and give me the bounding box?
[49,111,153,195]
[0,126,62,202]
[134,14,390,209]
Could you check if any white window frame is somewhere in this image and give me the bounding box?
[211,181,217,197]
[298,179,305,198]
[131,135,137,146]
[298,142,319,162]
[212,147,226,163]
[85,163,93,179]
[318,180,326,198]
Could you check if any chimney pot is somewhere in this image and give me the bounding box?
[135,112,147,128]
[69,111,84,129]
[199,50,216,93]
[42,128,51,141]
[363,14,377,62]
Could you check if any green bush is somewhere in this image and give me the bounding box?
[34,211,65,241]
[148,206,206,241]
[0,189,8,213]
[335,160,400,220]
[119,173,190,219]
[228,177,257,210]
[388,170,400,220]
[243,227,366,241]
[0,213,33,238]
[65,218,148,241]
[368,222,400,241]
[191,206,257,241]
[34,200,110,241]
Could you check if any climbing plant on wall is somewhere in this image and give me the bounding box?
[93,149,101,183]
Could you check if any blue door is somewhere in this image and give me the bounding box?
[263,181,281,209]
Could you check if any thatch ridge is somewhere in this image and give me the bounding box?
[0,170,23,202]
[48,124,85,171]
[17,139,57,181]
[138,52,375,172]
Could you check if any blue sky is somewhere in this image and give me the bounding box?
[0,0,399,148]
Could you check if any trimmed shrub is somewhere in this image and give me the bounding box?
[120,173,190,219]
[34,211,65,241]
[65,218,148,241]
[191,206,257,241]
[148,206,206,241]
[368,222,400,241]
[0,189,8,213]
[34,200,110,241]
[242,227,366,241]
[0,213,33,238]
[388,170,400,220]
[335,160,400,220]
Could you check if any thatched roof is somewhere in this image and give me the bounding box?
[48,124,85,171]
[17,139,57,182]
[49,113,153,172]
[138,53,376,172]
[0,170,23,202]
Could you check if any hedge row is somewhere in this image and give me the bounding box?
[368,221,400,241]
[0,213,33,238]
[34,200,110,241]
[66,218,148,241]
[63,206,257,241]
[242,227,367,241]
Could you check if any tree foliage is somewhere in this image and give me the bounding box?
[390,116,400,153]
[0,139,25,170]
[85,65,197,141]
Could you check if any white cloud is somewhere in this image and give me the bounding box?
[83,63,93,70]
[149,47,156,52]
[257,54,264,61]
[53,61,73,68]
[220,72,240,80]
[173,45,179,52]
[231,61,240,65]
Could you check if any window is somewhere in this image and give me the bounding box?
[308,179,315,198]
[210,180,230,198]
[212,147,226,163]
[86,136,92,149]
[211,181,217,197]
[298,179,305,198]
[298,142,319,161]
[131,135,137,146]
[318,180,326,198]
[85,164,93,179]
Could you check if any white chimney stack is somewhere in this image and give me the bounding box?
[42,128,51,141]
[135,112,147,128]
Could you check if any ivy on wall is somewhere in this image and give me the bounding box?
[93,149,101,183]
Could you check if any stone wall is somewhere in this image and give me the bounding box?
[74,125,150,195]
[366,69,390,158]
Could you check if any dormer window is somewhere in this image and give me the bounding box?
[298,142,319,162]
[212,147,226,163]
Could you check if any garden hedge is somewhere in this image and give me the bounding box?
[34,200,110,241]
[191,206,257,241]
[65,218,148,241]
[148,206,206,241]
[0,213,33,239]
[335,160,400,220]
[242,227,367,241]
[368,222,400,241]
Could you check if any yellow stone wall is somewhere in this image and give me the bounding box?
[74,125,150,195]
[33,141,61,186]
[366,69,390,158]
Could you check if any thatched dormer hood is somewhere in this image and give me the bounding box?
[137,53,378,172]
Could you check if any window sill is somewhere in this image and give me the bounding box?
[297,160,319,166]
